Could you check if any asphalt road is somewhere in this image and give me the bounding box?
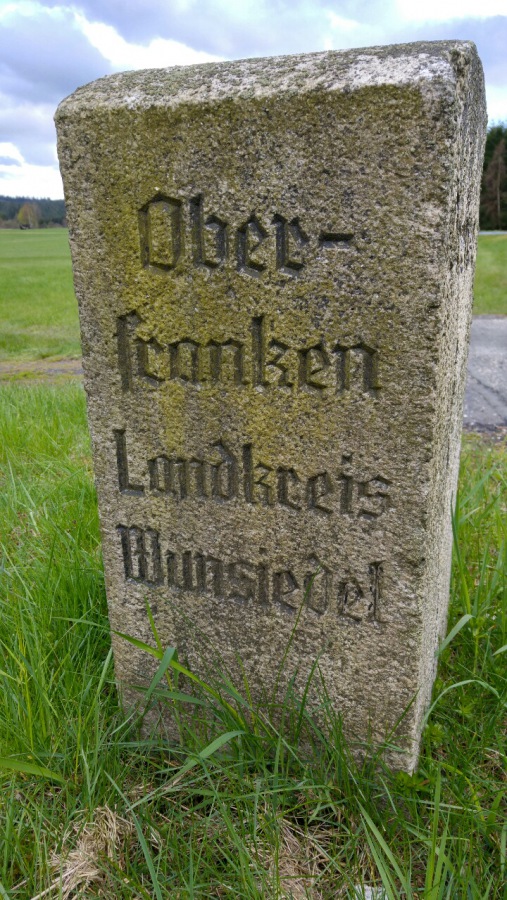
[463,315,507,432]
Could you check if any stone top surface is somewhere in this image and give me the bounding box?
[56,40,478,115]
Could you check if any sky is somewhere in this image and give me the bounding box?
[0,0,506,200]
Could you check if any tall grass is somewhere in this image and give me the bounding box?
[0,385,505,898]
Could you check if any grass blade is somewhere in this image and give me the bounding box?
[437,614,473,656]
[0,756,65,783]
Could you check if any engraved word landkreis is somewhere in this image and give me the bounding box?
[114,429,391,520]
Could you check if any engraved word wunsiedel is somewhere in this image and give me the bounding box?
[139,193,355,278]
[117,524,383,623]
[117,313,380,396]
[114,429,391,520]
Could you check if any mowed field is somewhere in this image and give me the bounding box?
[474,233,507,314]
[0,230,505,367]
[0,229,79,361]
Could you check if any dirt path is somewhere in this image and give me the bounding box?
[0,357,83,383]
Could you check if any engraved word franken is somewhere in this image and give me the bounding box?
[118,524,382,623]
[117,313,380,396]
[139,193,354,277]
[114,429,391,520]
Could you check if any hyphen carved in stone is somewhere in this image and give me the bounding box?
[56,42,486,771]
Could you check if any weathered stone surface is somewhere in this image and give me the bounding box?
[55,41,486,771]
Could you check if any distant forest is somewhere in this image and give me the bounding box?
[0,196,66,228]
[1,125,506,231]
[480,124,507,230]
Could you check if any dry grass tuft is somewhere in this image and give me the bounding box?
[30,806,134,900]
[252,818,325,899]
[252,816,379,899]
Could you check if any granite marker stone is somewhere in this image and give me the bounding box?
[55,42,486,770]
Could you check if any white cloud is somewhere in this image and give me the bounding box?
[0,4,113,104]
[0,160,62,198]
[0,142,24,163]
[0,1,41,21]
[396,0,507,23]
[326,12,362,34]
[1,0,506,198]
[486,85,507,123]
[77,14,223,69]
[0,97,58,166]
[39,0,356,57]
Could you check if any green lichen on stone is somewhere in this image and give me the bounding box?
[55,42,486,772]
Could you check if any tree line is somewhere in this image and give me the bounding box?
[1,127,506,232]
[480,124,507,230]
[0,196,66,229]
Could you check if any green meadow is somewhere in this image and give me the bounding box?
[0,230,79,362]
[0,229,505,896]
[475,234,507,314]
